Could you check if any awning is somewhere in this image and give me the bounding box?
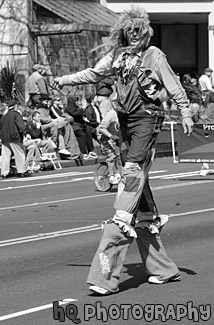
[33,0,118,33]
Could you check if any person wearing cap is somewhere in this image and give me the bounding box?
[54,5,193,295]
[26,64,49,108]
[0,99,31,178]
[199,68,214,96]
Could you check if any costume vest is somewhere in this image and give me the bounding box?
[114,46,163,117]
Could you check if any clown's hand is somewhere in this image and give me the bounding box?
[182,117,194,136]
[53,77,64,90]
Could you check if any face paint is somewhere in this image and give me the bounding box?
[126,27,142,47]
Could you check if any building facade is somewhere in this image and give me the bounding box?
[0,0,214,100]
[107,0,214,77]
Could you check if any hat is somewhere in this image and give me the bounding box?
[7,99,19,108]
[204,67,213,73]
[33,64,42,71]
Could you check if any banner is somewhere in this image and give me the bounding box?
[177,124,214,163]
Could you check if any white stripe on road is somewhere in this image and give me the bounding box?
[150,170,207,179]
[0,177,94,191]
[0,178,213,212]
[0,298,78,322]
[0,225,101,247]
[0,170,168,191]
[1,206,214,248]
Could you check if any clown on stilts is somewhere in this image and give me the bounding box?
[54,5,193,295]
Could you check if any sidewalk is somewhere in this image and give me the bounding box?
[58,154,106,169]
[0,150,106,172]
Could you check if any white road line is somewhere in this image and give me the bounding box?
[0,224,99,244]
[0,170,204,191]
[1,171,94,182]
[0,298,78,322]
[0,177,94,191]
[1,207,214,248]
[169,207,214,217]
[150,171,200,179]
[0,225,101,247]
[0,179,213,211]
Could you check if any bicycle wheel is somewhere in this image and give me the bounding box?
[94,162,113,192]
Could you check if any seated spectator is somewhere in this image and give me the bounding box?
[23,133,41,171]
[50,97,81,159]
[26,110,55,153]
[65,95,98,160]
[37,95,71,158]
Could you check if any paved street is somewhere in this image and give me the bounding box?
[0,157,213,324]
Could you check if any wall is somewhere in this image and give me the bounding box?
[0,0,29,68]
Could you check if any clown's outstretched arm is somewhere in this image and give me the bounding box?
[53,50,115,88]
[157,53,194,135]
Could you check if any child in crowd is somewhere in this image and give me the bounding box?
[97,106,121,184]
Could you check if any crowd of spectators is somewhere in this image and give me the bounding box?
[0,64,118,178]
[0,64,214,178]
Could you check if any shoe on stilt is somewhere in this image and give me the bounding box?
[89,285,118,295]
[148,272,181,284]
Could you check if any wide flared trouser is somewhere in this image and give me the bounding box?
[135,228,179,281]
[87,114,179,291]
[87,223,133,292]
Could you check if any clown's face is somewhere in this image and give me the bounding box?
[126,27,141,48]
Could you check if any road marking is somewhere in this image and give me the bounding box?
[1,171,94,182]
[1,207,214,248]
[0,177,94,191]
[151,171,200,179]
[0,178,213,212]
[0,170,168,191]
[0,224,101,247]
[0,170,206,191]
[0,298,78,322]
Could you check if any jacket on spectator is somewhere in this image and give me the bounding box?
[26,121,43,139]
[65,96,85,130]
[37,103,52,124]
[0,110,26,143]
[27,71,48,96]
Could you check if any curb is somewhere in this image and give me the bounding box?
[54,155,106,169]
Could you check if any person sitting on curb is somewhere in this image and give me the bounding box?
[50,97,81,160]
[37,94,71,158]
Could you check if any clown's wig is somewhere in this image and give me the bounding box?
[91,6,154,60]
[109,5,153,50]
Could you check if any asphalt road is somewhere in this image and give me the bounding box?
[0,157,213,325]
